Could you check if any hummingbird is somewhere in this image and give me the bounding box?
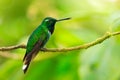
[22,17,71,73]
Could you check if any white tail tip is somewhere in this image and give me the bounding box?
[22,64,27,71]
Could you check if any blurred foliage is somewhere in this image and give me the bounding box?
[0,0,120,80]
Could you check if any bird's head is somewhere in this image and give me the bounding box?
[42,17,71,34]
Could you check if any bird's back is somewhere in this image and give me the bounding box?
[26,25,50,55]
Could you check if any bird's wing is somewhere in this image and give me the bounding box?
[23,31,50,73]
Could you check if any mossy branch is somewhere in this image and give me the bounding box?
[0,31,120,52]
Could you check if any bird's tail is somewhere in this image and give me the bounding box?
[22,62,30,74]
[22,50,39,74]
[22,53,32,74]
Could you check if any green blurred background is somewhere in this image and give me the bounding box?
[0,0,120,80]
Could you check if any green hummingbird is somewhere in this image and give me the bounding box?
[22,17,71,73]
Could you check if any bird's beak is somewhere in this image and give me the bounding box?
[57,17,71,22]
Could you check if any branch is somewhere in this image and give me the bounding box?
[0,31,120,52]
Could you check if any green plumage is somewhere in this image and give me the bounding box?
[22,17,71,73]
[26,25,50,54]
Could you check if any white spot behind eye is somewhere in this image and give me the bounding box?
[45,19,49,22]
